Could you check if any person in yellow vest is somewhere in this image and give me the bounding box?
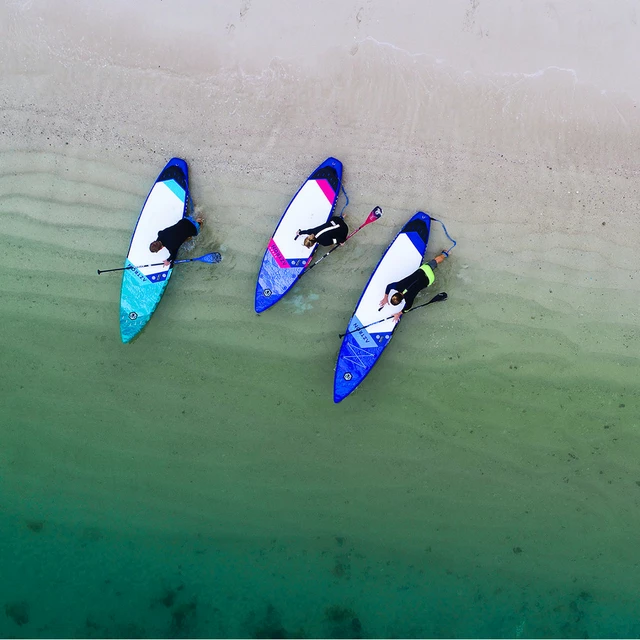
[379,252,448,323]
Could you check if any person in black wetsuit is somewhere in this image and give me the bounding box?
[296,216,349,248]
[379,252,448,324]
[149,215,204,266]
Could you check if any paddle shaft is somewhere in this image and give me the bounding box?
[339,292,448,338]
[304,243,340,272]
[97,254,215,274]
[302,209,381,275]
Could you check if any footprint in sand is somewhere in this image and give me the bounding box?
[463,0,480,32]
[240,0,251,20]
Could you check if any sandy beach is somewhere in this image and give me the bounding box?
[2,0,640,637]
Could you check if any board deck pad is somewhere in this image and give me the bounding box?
[333,212,432,403]
[255,157,343,313]
[120,158,190,343]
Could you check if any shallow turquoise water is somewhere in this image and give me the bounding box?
[3,235,640,638]
[2,76,640,635]
[2,508,640,638]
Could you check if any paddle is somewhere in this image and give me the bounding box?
[339,292,448,338]
[97,252,222,275]
[297,206,383,277]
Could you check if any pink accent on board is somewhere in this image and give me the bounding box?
[316,178,336,204]
[268,239,290,269]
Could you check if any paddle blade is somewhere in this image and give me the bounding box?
[364,206,383,226]
[199,252,222,264]
[429,292,448,304]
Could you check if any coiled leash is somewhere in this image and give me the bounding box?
[429,216,457,256]
[338,184,349,218]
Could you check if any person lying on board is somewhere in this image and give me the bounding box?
[379,252,448,324]
[296,216,349,248]
[150,215,204,266]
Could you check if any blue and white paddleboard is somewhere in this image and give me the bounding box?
[333,212,432,403]
[255,157,343,313]
[120,158,190,343]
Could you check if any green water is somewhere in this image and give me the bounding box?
[3,512,640,639]
[2,43,640,632]
[2,203,640,637]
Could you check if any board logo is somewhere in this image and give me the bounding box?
[128,312,138,320]
[343,372,352,381]
[264,289,272,297]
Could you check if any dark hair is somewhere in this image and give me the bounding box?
[390,292,404,306]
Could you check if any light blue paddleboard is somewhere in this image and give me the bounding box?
[120,158,190,343]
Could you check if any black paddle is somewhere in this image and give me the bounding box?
[97,252,222,275]
[339,292,448,338]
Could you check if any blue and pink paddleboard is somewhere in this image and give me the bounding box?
[255,157,343,313]
[334,212,432,403]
